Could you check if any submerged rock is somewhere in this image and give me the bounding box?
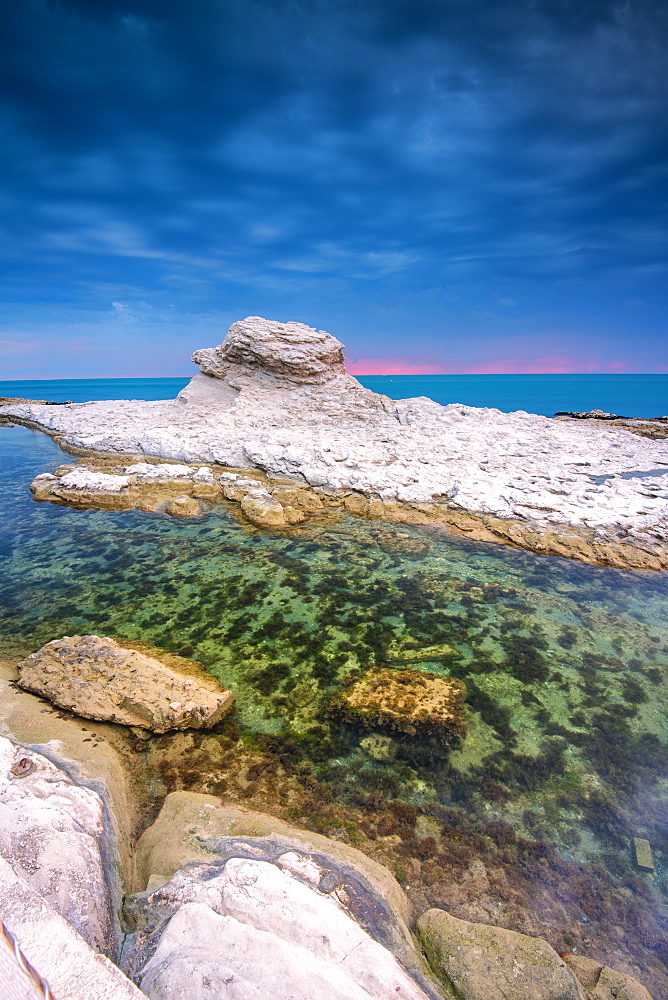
[417,907,586,1000]
[561,954,653,1000]
[17,635,235,733]
[330,668,467,749]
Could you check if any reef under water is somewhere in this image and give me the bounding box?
[2,424,668,995]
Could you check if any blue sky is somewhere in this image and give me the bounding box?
[1,0,667,377]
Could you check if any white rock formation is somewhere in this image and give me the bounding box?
[127,858,432,1000]
[0,857,144,1000]
[0,736,116,954]
[17,635,235,734]
[2,316,667,538]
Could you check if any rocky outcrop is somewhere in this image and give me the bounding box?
[130,793,421,962]
[123,790,439,999]
[0,735,118,955]
[0,731,658,1000]
[123,857,433,1000]
[192,315,347,387]
[3,315,667,569]
[17,635,235,734]
[0,857,144,1000]
[330,669,467,751]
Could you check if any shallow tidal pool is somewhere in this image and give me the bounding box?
[2,424,668,994]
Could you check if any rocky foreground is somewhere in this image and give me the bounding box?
[0,716,654,1000]
[1,316,668,569]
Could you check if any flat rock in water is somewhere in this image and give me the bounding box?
[331,668,467,748]
[17,635,235,733]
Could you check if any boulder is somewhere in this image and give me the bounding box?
[123,858,435,1000]
[191,315,346,388]
[561,954,654,1000]
[130,791,426,980]
[0,654,147,896]
[17,635,235,734]
[123,792,441,999]
[330,668,467,749]
[240,489,290,527]
[417,907,586,1000]
[164,494,201,517]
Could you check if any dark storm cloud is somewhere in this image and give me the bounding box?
[1,0,667,372]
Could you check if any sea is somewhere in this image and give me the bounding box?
[1,374,668,992]
[0,372,667,416]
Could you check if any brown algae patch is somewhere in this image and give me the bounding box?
[330,668,467,751]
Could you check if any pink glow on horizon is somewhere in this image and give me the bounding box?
[346,355,632,375]
[346,357,442,375]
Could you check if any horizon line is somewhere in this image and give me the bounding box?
[1,371,666,381]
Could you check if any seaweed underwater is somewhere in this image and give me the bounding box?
[2,425,668,994]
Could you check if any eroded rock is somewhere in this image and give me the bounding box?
[17,635,235,734]
[0,736,117,955]
[164,495,201,517]
[192,315,347,387]
[240,489,291,527]
[0,857,144,1000]
[417,907,586,1000]
[4,315,668,568]
[562,954,654,1000]
[123,791,440,999]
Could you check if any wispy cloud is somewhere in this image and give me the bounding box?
[0,0,666,375]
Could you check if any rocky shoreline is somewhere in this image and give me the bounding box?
[2,315,667,570]
[0,635,656,999]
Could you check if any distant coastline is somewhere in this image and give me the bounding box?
[1,372,667,418]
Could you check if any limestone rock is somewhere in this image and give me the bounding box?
[0,656,146,896]
[17,635,235,734]
[331,668,467,749]
[562,954,654,1000]
[192,315,346,387]
[124,797,441,999]
[164,494,201,517]
[0,857,144,1000]
[131,791,425,979]
[5,315,668,569]
[240,489,289,527]
[0,736,117,955]
[417,907,586,1000]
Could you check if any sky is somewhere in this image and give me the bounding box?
[1,0,667,378]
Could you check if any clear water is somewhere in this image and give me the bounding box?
[2,372,667,417]
[2,423,668,990]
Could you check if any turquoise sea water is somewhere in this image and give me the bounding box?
[1,372,667,417]
[2,384,668,991]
